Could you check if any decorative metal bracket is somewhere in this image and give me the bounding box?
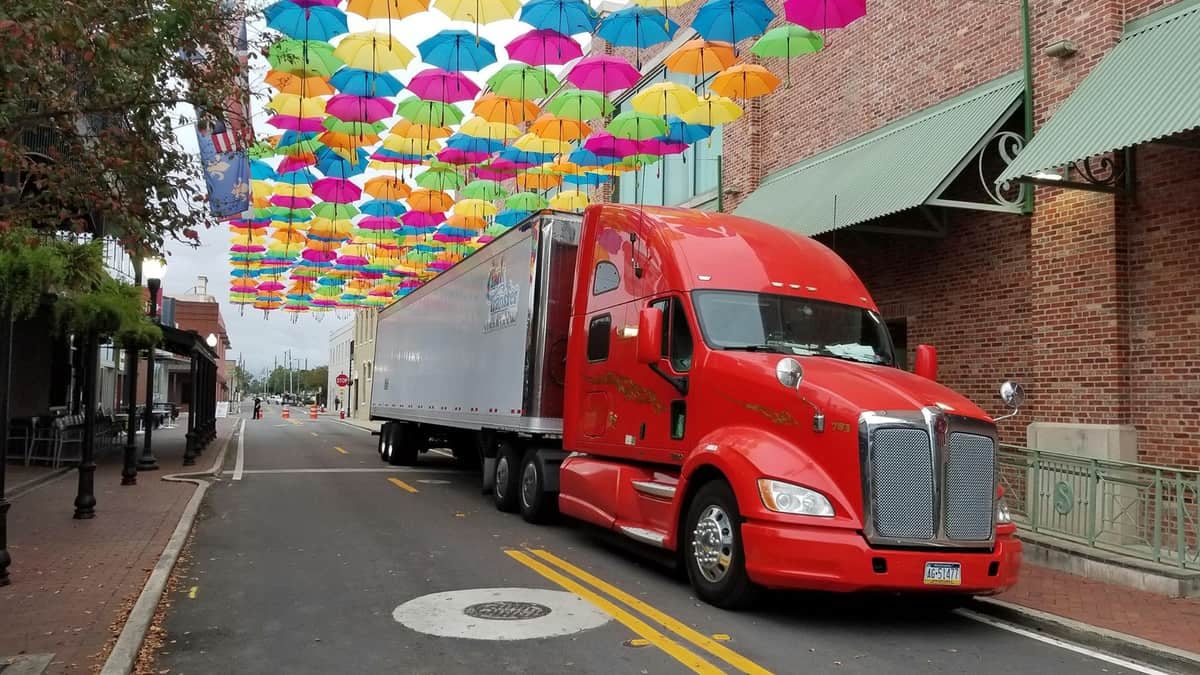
[925,98,1030,216]
[1020,147,1136,194]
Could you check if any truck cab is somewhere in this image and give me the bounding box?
[557,204,1022,607]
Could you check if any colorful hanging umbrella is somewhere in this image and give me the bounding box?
[409,189,455,213]
[516,169,563,190]
[453,199,498,219]
[548,190,590,211]
[329,68,405,97]
[333,32,416,72]
[264,1,349,41]
[415,168,467,191]
[486,64,561,100]
[506,29,584,67]
[407,68,482,103]
[473,94,541,125]
[326,94,395,122]
[396,98,466,126]
[597,6,679,50]
[265,70,337,96]
[710,64,781,99]
[783,0,865,31]
[267,39,344,77]
[692,0,776,43]
[363,176,413,200]
[461,180,509,200]
[346,0,431,19]
[680,94,743,125]
[546,90,614,122]
[518,0,599,35]
[664,39,737,75]
[607,111,670,140]
[630,82,700,117]
[661,116,715,144]
[566,55,641,93]
[434,0,522,25]
[313,177,363,203]
[751,25,824,85]
[530,114,591,142]
[418,30,498,72]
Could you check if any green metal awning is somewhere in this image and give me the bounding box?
[733,72,1025,237]
[998,0,1200,184]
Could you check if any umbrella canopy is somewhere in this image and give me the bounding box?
[268,39,344,77]
[363,176,413,200]
[630,82,700,116]
[530,114,591,142]
[598,6,679,49]
[473,94,541,124]
[783,0,866,31]
[326,94,396,122]
[566,55,640,93]
[264,1,348,41]
[418,29,498,72]
[486,63,562,100]
[409,189,455,213]
[265,70,337,96]
[408,68,482,103]
[752,24,825,57]
[664,39,737,75]
[396,98,466,126]
[460,117,521,141]
[453,199,498,218]
[692,0,776,43]
[333,31,416,72]
[549,190,590,211]
[434,0,522,24]
[506,29,584,66]
[329,68,405,97]
[346,0,431,19]
[607,111,670,140]
[546,90,614,122]
[680,94,743,125]
[461,180,509,200]
[518,0,599,35]
[710,64,781,99]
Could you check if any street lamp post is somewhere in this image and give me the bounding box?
[121,264,142,486]
[138,258,165,472]
[206,333,218,437]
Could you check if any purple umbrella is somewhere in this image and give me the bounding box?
[407,68,481,103]
[401,210,446,228]
[325,94,396,122]
[437,148,491,165]
[313,177,363,203]
[566,55,640,93]
[783,0,866,31]
[269,194,316,209]
[584,130,639,157]
[506,29,584,67]
[267,114,325,132]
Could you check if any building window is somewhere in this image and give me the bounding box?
[886,318,908,371]
[616,69,723,208]
[593,261,619,295]
[587,314,612,362]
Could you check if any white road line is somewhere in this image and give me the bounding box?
[232,418,247,481]
[237,467,458,475]
[956,609,1174,675]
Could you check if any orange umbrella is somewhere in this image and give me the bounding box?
[265,70,336,96]
[517,171,562,190]
[664,39,737,75]
[319,130,381,150]
[390,119,452,139]
[445,214,486,230]
[530,114,591,142]
[473,94,540,125]
[409,189,454,213]
[363,176,412,200]
[710,64,781,100]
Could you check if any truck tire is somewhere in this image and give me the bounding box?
[493,441,522,513]
[378,423,391,461]
[388,424,419,466]
[518,450,557,524]
[683,480,759,610]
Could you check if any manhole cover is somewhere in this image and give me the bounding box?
[464,601,552,620]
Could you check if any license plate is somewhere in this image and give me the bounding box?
[923,562,962,586]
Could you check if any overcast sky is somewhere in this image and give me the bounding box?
[163,6,603,377]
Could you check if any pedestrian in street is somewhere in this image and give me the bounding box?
[253,396,262,420]
[334,395,341,411]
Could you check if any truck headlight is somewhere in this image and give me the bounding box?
[996,496,1012,524]
[757,479,834,517]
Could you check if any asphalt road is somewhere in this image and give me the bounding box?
[155,410,1168,675]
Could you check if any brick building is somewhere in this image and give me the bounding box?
[592,0,1200,469]
[152,282,233,410]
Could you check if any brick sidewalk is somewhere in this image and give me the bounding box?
[995,562,1200,654]
[0,417,238,674]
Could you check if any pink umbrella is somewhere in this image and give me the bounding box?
[258,280,286,292]
[483,159,531,173]
[267,115,325,132]
[231,244,266,254]
[783,0,866,31]
[437,148,490,165]
[277,156,316,174]
[584,130,639,157]
[472,167,515,181]
[506,29,583,67]
[313,177,363,203]
[336,253,370,266]
[640,139,689,156]
[359,216,401,230]
[230,282,258,293]
[407,68,481,103]
[326,94,396,123]
[269,195,315,209]
[433,232,474,243]
[401,210,445,227]
[428,260,455,272]
[302,249,338,263]
[566,55,640,93]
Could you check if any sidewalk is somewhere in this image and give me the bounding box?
[0,417,239,675]
[322,413,381,433]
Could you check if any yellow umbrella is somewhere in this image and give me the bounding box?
[460,117,520,141]
[664,39,737,75]
[347,0,431,19]
[333,32,415,72]
[514,133,572,155]
[383,135,441,156]
[710,64,781,100]
[433,0,521,25]
[251,182,274,201]
[266,93,327,118]
[453,199,498,219]
[681,95,743,126]
[549,190,590,211]
[273,183,314,199]
[631,82,699,117]
[307,217,354,239]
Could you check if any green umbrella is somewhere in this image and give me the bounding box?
[312,202,360,219]
[415,168,467,191]
[321,118,387,135]
[505,192,549,211]
[396,98,466,126]
[267,39,344,77]
[247,141,277,159]
[547,90,615,122]
[462,180,509,201]
[751,26,824,86]
[621,154,663,169]
[607,111,669,140]
[486,64,561,101]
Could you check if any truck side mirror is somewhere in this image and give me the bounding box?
[636,308,663,365]
[914,344,938,381]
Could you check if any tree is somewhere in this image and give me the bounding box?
[0,0,257,250]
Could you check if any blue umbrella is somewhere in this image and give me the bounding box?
[276,167,319,186]
[568,148,619,167]
[692,0,776,43]
[518,0,599,35]
[564,172,611,188]
[446,134,506,154]
[597,6,678,49]
[250,160,278,181]
[329,68,405,97]
[361,200,408,217]
[418,30,498,72]
[661,116,715,144]
[498,148,556,165]
[495,210,532,226]
[264,1,349,42]
[316,146,369,177]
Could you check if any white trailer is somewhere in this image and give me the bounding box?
[369,211,582,512]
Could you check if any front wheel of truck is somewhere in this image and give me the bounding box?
[493,441,522,512]
[684,480,759,610]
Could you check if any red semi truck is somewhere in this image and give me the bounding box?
[370,205,1024,608]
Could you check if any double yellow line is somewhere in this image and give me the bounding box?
[506,548,773,675]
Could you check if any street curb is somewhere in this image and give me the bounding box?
[3,466,72,500]
[967,597,1200,673]
[328,417,381,434]
[98,418,243,675]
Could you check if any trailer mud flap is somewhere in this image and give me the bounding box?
[533,449,569,493]
[482,456,497,495]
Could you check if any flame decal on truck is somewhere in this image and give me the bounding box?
[722,394,802,427]
[585,371,665,414]
[484,255,521,334]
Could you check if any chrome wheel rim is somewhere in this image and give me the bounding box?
[495,455,510,499]
[691,505,734,583]
[521,461,537,509]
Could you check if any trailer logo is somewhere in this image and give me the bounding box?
[485,255,520,333]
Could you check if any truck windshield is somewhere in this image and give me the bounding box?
[691,290,896,366]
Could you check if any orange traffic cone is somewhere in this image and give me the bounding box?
[282,406,290,419]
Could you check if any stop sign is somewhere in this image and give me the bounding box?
[336,373,349,387]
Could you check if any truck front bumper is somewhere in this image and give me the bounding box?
[741,521,1021,594]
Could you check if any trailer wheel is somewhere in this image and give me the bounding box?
[378,423,390,462]
[683,480,759,610]
[518,451,557,524]
[388,424,419,466]
[493,442,522,512]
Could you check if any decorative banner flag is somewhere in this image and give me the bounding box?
[195,2,254,221]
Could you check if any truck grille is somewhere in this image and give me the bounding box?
[869,428,935,539]
[944,432,996,540]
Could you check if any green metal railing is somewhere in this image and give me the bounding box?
[998,445,1200,569]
